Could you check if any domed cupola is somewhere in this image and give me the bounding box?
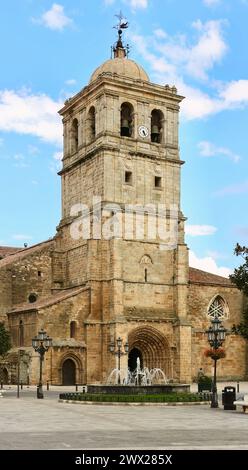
[90,13,149,83]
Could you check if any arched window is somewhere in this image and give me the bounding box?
[71,118,78,153]
[151,109,164,143]
[120,102,134,137]
[70,321,77,339]
[207,296,228,319]
[19,320,24,347]
[87,106,96,142]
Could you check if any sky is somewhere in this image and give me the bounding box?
[0,0,247,277]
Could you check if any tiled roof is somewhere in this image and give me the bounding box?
[189,267,233,287]
[0,239,54,267]
[8,286,88,313]
[0,246,21,259]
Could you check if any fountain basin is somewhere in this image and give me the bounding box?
[87,384,190,394]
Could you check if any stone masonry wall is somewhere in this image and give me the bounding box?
[189,283,247,380]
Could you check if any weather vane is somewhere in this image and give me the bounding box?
[114,11,129,34]
[114,11,129,42]
[112,11,130,58]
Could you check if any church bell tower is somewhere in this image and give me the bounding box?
[55,17,191,384]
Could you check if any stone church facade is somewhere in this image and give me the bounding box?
[0,36,247,385]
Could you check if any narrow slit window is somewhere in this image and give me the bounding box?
[155,176,162,188]
[125,171,132,184]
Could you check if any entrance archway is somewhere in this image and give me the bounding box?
[62,359,76,385]
[128,348,143,372]
[128,326,171,376]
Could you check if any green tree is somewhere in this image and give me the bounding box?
[230,243,248,340]
[0,322,11,357]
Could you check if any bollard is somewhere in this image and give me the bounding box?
[237,381,240,393]
[75,383,78,392]
[21,381,23,390]
[47,381,49,391]
[0,381,3,390]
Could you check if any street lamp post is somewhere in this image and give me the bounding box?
[17,349,25,398]
[109,337,129,384]
[32,329,52,399]
[206,314,226,408]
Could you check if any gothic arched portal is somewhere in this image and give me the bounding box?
[128,326,171,376]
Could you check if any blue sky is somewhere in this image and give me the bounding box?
[0,0,247,276]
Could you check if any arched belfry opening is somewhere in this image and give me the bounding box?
[128,347,143,372]
[71,118,79,153]
[128,326,171,376]
[120,102,134,137]
[87,106,96,142]
[151,109,164,143]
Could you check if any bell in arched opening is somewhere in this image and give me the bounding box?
[121,118,130,136]
[151,109,164,143]
[120,103,133,137]
[151,124,160,143]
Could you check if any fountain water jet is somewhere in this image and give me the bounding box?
[107,358,168,386]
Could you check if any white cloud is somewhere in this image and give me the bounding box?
[65,79,77,86]
[198,141,241,163]
[207,250,228,260]
[152,19,227,81]
[154,29,167,39]
[105,0,148,8]
[38,4,72,31]
[203,0,221,6]
[129,0,148,8]
[186,225,217,236]
[132,25,248,120]
[189,250,231,277]
[12,234,33,241]
[0,89,62,146]
[220,79,248,104]
[215,180,248,196]
[50,150,63,173]
[53,151,63,161]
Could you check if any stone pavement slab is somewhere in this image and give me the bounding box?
[1,392,248,450]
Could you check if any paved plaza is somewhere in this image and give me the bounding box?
[0,383,248,450]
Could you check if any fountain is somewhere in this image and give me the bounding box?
[109,358,168,386]
[87,358,190,394]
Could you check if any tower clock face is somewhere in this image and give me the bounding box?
[138,125,149,138]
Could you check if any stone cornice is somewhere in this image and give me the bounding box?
[59,143,183,175]
[59,75,184,115]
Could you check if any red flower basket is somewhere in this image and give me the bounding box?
[204,347,226,360]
